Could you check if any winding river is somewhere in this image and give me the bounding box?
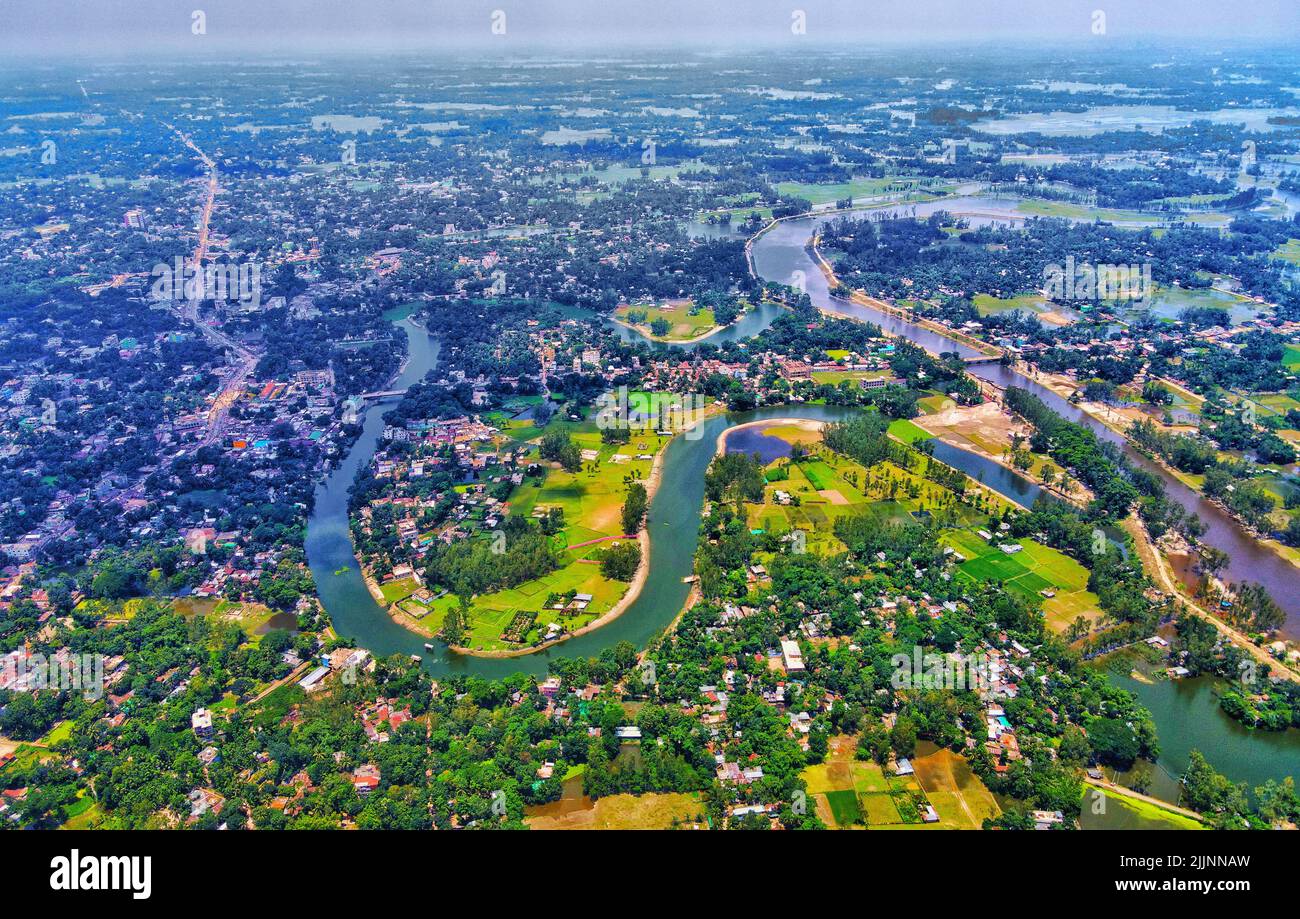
[304,203,1299,798]
[306,309,1042,679]
[752,209,1300,639]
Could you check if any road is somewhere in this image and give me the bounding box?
[1122,514,1300,683]
[161,121,259,446]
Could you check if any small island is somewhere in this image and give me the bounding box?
[614,297,750,343]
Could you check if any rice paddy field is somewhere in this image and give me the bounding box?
[525,790,705,830]
[942,528,1102,633]
[803,737,999,829]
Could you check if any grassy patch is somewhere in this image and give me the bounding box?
[887,418,933,444]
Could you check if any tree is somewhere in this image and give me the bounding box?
[1086,716,1140,768]
[890,716,917,757]
[621,483,648,534]
[539,431,582,473]
[600,541,642,581]
[1182,750,1248,823]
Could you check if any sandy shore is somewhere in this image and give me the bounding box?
[363,567,435,638]
[1028,367,1300,573]
[715,417,826,456]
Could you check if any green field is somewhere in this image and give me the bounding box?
[441,418,667,651]
[972,292,1049,316]
[1017,197,1232,227]
[946,531,1101,633]
[615,302,718,342]
[1270,238,1300,267]
[803,738,998,829]
[775,176,936,205]
[887,418,933,444]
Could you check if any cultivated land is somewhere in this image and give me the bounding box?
[944,529,1103,634]
[525,789,705,829]
[803,735,1000,829]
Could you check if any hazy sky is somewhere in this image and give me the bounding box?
[4,0,1300,56]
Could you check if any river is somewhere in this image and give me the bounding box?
[308,348,902,678]
[304,210,1297,799]
[750,212,1300,798]
[751,210,1300,638]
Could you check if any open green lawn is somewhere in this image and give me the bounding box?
[379,576,419,605]
[39,720,74,747]
[450,420,666,651]
[887,418,933,444]
[615,302,718,341]
[973,292,1049,316]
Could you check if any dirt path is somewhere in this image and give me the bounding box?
[249,661,313,704]
[1083,776,1206,824]
[1123,514,1300,683]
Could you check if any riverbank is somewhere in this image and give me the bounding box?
[807,237,1001,358]
[1082,776,1208,828]
[909,400,1089,507]
[715,417,826,456]
[444,403,726,658]
[761,220,1300,636]
[1121,514,1300,683]
[363,567,436,639]
[1029,366,1300,575]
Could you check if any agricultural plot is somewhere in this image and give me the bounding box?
[911,745,1002,830]
[945,531,1101,633]
[748,454,875,554]
[803,737,994,829]
[525,791,704,830]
